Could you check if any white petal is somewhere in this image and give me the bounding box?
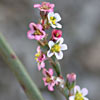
[48,12,54,23]
[47,50,54,57]
[81,88,88,96]
[74,85,81,94]
[48,41,55,49]
[48,12,54,17]
[51,23,57,28]
[69,96,75,100]
[55,13,61,22]
[60,44,68,50]
[84,97,89,100]
[57,37,64,45]
[55,51,63,60]
[56,23,62,28]
[56,77,62,82]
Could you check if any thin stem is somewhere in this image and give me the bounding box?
[57,86,69,100]
[0,33,45,100]
[48,56,62,76]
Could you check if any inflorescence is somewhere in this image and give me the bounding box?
[27,1,89,100]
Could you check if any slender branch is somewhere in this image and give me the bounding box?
[0,33,45,100]
[57,86,69,100]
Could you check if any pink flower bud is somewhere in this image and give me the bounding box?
[52,29,62,41]
[67,73,76,83]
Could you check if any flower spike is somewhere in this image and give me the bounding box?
[27,1,89,99]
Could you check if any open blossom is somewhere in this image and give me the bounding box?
[35,46,46,71]
[47,37,68,60]
[27,22,46,41]
[48,12,62,28]
[52,29,62,41]
[42,68,56,91]
[34,2,55,13]
[69,85,89,100]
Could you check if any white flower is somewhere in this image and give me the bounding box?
[48,12,62,28]
[69,85,89,100]
[47,37,68,60]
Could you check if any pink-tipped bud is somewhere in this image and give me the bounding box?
[67,73,76,83]
[66,73,76,89]
[52,29,62,41]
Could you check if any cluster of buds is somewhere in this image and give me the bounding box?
[27,1,89,100]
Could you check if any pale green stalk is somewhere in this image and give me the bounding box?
[0,33,45,100]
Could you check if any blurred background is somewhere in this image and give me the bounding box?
[0,0,100,100]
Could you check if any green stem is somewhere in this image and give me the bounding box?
[57,86,69,100]
[0,33,45,100]
[49,55,62,76]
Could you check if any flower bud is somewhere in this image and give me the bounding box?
[52,29,62,41]
[67,73,76,83]
[66,73,76,90]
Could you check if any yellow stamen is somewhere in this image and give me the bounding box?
[41,5,50,10]
[34,30,42,35]
[51,44,61,52]
[50,16,56,25]
[46,77,52,83]
[56,33,59,37]
[35,52,41,62]
[75,91,84,100]
[35,52,40,57]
